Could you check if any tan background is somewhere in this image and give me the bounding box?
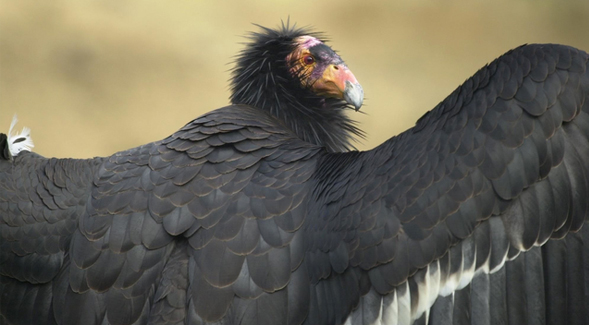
[1,0,588,158]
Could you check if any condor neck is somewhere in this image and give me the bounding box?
[231,80,360,152]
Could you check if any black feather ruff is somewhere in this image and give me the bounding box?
[229,22,364,152]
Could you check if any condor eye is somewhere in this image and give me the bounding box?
[303,55,315,65]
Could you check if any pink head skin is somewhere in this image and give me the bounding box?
[286,35,364,110]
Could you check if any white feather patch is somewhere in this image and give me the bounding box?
[344,216,527,324]
[7,114,34,156]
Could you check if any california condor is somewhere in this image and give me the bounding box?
[1,23,588,325]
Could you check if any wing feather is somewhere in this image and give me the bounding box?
[311,44,589,324]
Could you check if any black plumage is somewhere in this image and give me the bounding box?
[1,24,589,325]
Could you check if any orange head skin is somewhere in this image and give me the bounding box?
[286,36,364,110]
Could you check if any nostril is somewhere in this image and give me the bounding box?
[333,65,339,70]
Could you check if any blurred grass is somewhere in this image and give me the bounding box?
[1,0,588,158]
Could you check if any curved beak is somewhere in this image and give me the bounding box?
[343,80,364,111]
[312,64,364,111]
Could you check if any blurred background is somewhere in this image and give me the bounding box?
[1,0,589,158]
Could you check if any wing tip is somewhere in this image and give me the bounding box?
[6,114,34,158]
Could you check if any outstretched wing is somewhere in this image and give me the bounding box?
[306,44,589,324]
[0,152,102,324]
